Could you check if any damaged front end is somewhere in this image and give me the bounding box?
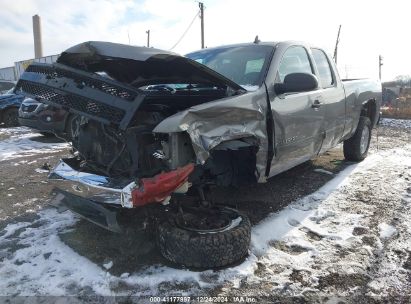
[16,41,272,214]
[48,158,194,208]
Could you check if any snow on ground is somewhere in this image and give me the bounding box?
[380,117,411,129]
[378,223,398,239]
[1,141,410,298]
[0,209,113,296]
[242,146,411,298]
[0,127,69,162]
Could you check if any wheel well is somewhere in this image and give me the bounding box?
[361,99,377,127]
[190,139,259,187]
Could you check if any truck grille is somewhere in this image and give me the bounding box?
[17,80,125,124]
[16,62,144,129]
[25,64,137,101]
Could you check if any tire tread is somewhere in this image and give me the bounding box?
[157,208,251,269]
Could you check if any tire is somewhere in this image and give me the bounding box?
[157,207,251,269]
[3,108,19,127]
[343,116,372,161]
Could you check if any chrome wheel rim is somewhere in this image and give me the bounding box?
[360,126,370,154]
[175,207,241,233]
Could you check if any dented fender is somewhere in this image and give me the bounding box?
[153,89,270,182]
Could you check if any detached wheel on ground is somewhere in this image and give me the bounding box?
[343,116,372,161]
[157,206,251,269]
[3,108,19,127]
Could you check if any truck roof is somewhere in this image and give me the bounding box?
[186,42,279,55]
[186,41,327,55]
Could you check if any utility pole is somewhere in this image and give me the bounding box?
[32,14,43,58]
[199,2,204,49]
[146,30,150,47]
[379,55,383,80]
[333,25,341,64]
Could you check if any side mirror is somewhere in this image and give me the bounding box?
[274,73,318,94]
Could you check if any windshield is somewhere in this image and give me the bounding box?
[186,45,273,91]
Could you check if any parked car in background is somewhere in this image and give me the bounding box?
[0,88,24,127]
[0,80,16,94]
[18,99,78,138]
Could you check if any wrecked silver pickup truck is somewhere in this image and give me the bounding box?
[16,41,381,268]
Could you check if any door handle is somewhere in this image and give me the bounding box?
[311,100,322,109]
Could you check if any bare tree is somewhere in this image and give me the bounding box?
[395,75,411,86]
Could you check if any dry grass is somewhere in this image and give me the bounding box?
[382,107,411,119]
[382,97,411,119]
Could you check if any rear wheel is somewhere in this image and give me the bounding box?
[3,108,19,127]
[157,206,251,269]
[343,116,372,161]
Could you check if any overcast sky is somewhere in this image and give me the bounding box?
[1,0,410,81]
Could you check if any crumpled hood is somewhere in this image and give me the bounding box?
[57,41,245,91]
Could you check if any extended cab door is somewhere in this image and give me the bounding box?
[269,45,325,176]
[310,48,346,152]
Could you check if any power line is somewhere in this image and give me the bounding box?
[169,10,200,51]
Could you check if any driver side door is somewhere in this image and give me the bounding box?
[269,46,326,176]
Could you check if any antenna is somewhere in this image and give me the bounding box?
[146,30,150,47]
[333,25,341,64]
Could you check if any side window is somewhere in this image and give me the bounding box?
[311,49,334,88]
[277,46,313,82]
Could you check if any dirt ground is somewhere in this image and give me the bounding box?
[0,120,410,302]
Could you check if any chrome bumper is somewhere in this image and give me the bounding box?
[48,159,136,208]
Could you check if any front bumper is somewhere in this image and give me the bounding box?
[48,158,193,231]
[48,158,136,208]
[50,189,123,232]
[48,158,194,209]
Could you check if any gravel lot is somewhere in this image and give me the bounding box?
[0,119,410,303]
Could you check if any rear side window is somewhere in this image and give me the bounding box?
[311,49,334,88]
[277,46,313,82]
